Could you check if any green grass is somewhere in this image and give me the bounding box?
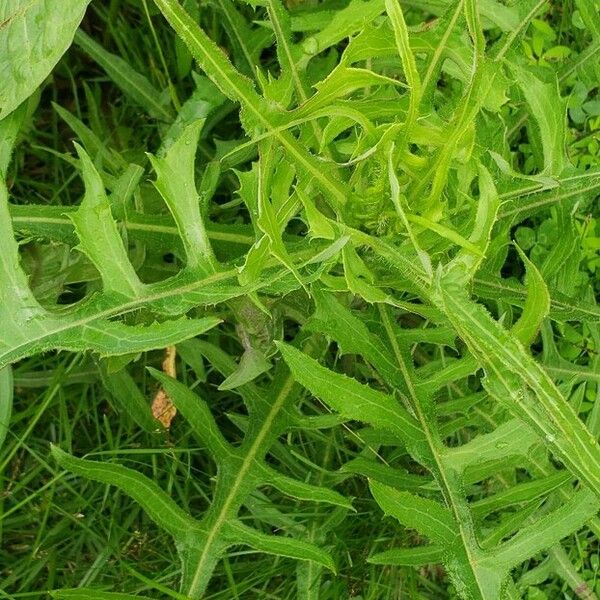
[1,0,600,598]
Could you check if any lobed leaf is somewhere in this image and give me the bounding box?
[52,445,199,540]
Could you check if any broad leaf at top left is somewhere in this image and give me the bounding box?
[0,0,92,119]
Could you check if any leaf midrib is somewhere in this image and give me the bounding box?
[441,287,600,495]
[153,0,349,207]
[0,268,249,368]
[187,374,296,596]
[379,306,490,599]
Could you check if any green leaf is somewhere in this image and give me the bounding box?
[387,148,433,277]
[342,245,391,303]
[52,445,199,539]
[70,145,143,298]
[0,179,44,319]
[0,100,28,176]
[445,419,536,472]
[152,0,351,210]
[265,0,309,105]
[292,65,406,121]
[369,545,444,566]
[74,30,174,122]
[474,273,600,323]
[297,187,335,240]
[385,0,421,140]
[0,0,92,119]
[511,245,550,347]
[148,120,217,272]
[573,0,600,40]
[218,347,272,390]
[50,590,157,600]
[101,364,162,433]
[53,103,126,174]
[253,142,305,289]
[369,481,456,547]
[259,464,353,509]
[225,520,336,573]
[0,366,12,450]
[484,489,599,571]
[0,269,239,369]
[148,368,231,459]
[512,65,567,175]
[471,471,572,517]
[434,272,600,499]
[57,317,222,358]
[449,165,500,278]
[276,341,428,458]
[341,457,430,492]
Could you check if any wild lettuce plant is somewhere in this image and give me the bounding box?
[1,0,600,598]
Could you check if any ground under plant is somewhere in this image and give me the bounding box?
[1,0,600,598]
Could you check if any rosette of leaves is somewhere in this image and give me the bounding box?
[2,0,600,598]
